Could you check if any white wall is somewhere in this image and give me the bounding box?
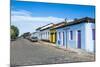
[56,23,95,53]
[85,23,95,52]
[66,23,86,49]
[38,29,50,40]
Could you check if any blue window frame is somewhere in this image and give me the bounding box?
[48,32,49,36]
[58,32,61,45]
[92,29,95,40]
[59,32,61,39]
[70,31,73,40]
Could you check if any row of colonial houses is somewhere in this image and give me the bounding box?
[35,17,95,53]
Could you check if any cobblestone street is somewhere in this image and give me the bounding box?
[10,38,95,67]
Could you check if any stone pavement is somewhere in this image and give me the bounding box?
[10,38,95,67]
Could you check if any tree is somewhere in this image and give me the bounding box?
[11,25,19,40]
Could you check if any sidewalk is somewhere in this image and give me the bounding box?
[38,40,95,56]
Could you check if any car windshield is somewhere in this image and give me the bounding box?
[32,37,37,39]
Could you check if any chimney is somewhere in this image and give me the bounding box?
[65,18,67,22]
[74,18,78,22]
[64,18,68,25]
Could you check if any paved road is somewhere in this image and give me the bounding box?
[10,38,95,66]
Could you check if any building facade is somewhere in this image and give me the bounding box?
[36,23,53,42]
[36,17,95,53]
[56,17,95,52]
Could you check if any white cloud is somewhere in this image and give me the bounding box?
[11,10,64,35]
[11,10,32,16]
[11,10,64,23]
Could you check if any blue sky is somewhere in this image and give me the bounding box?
[11,0,95,35]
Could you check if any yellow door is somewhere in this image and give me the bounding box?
[50,33,53,43]
[52,32,56,43]
[53,33,55,43]
[50,30,56,43]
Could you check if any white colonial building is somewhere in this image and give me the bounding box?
[36,23,54,42]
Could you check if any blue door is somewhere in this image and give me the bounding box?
[63,32,64,46]
[77,30,81,48]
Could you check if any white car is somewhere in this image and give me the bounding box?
[30,37,38,42]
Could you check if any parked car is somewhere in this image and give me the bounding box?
[30,37,38,42]
[22,32,31,39]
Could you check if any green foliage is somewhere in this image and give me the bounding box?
[11,25,19,39]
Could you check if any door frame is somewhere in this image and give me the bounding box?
[77,30,81,48]
[63,32,65,46]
